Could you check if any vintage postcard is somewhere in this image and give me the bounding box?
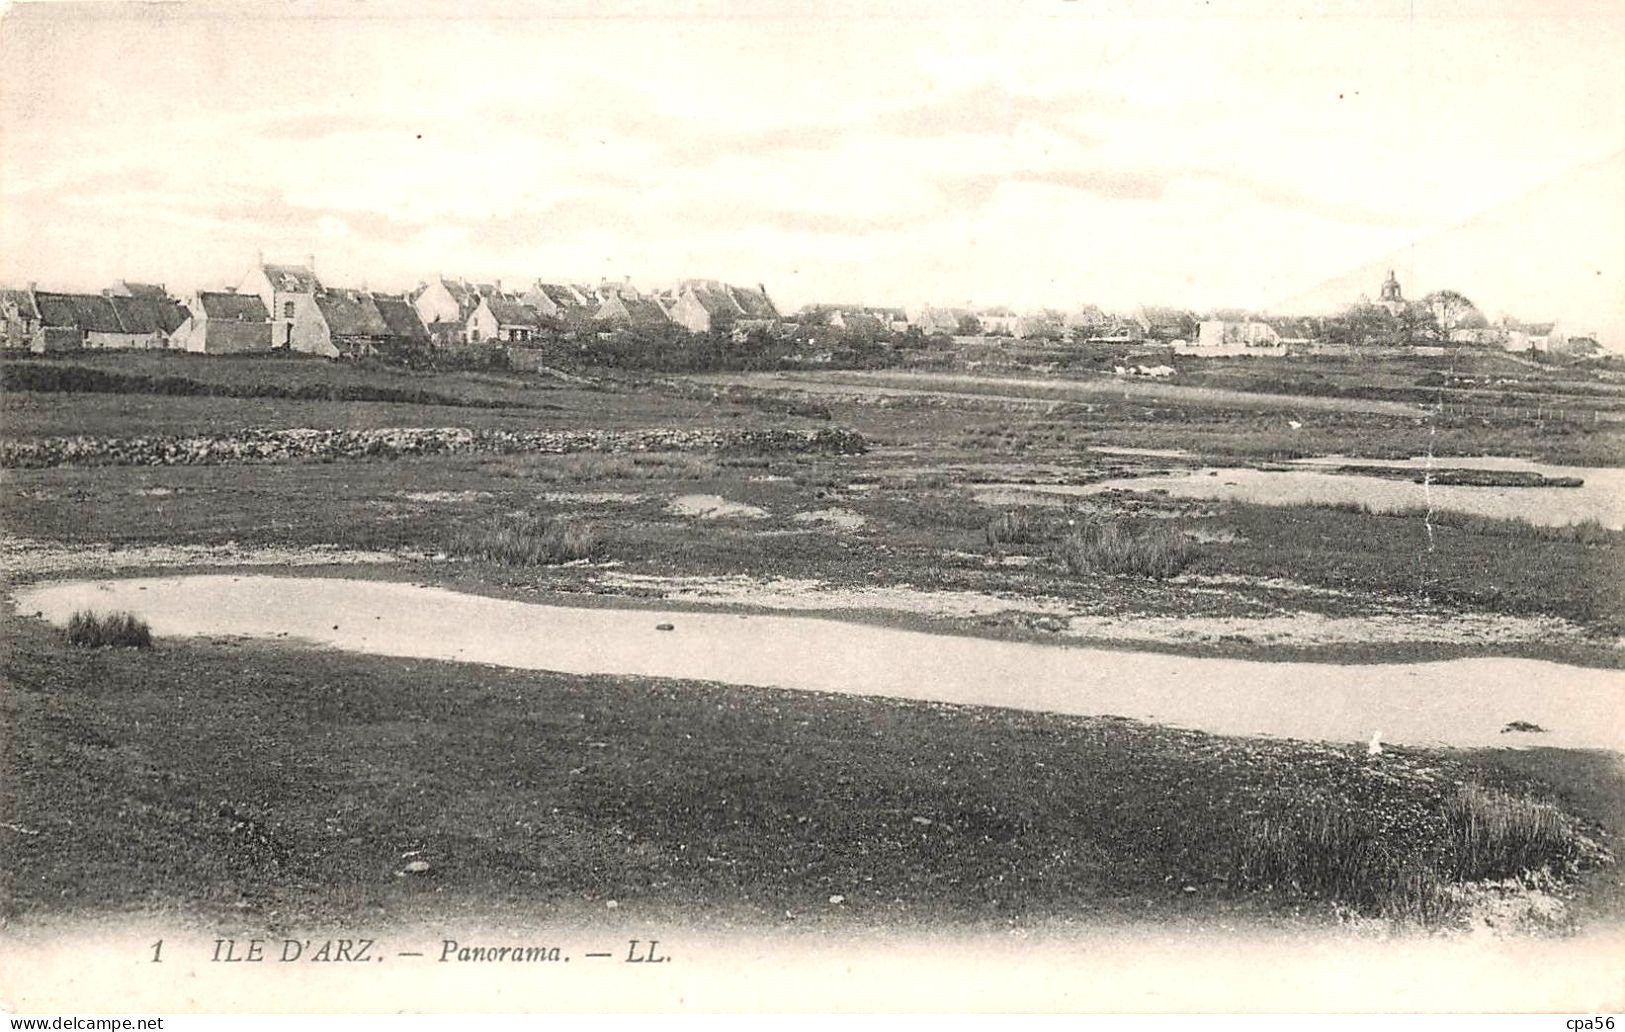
[1,0,1622,1016]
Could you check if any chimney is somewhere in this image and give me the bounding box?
[26,281,36,293]
[306,254,316,274]
[255,249,264,266]
[495,278,502,293]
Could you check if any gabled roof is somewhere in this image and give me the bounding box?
[598,294,671,328]
[197,291,270,322]
[263,263,321,294]
[727,284,778,320]
[0,288,40,320]
[679,279,746,319]
[33,292,122,333]
[371,294,430,340]
[533,282,590,311]
[109,294,188,334]
[622,295,671,328]
[115,280,168,299]
[314,289,390,337]
[485,296,546,328]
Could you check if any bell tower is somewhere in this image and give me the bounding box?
[1378,269,1405,314]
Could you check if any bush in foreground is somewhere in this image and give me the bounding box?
[1054,521,1195,579]
[985,507,1048,546]
[66,611,153,649]
[1228,782,1589,923]
[450,517,605,566]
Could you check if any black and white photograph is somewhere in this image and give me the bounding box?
[0,0,1622,1017]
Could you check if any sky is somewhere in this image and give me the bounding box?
[2,0,1622,342]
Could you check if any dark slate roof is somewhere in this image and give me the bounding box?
[109,295,188,334]
[371,294,430,340]
[0,288,40,319]
[536,283,588,310]
[197,291,270,321]
[314,289,390,337]
[623,296,671,328]
[485,296,545,328]
[264,263,321,294]
[727,284,778,320]
[34,292,122,333]
[116,281,168,299]
[680,280,744,319]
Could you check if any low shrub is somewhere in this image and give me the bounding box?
[450,517,605,566]
[1054,521,1194,578]
[985,508,1047,546]
[66,610,153,649]
[1445,783,1584,881]
[1227,781,1590,922]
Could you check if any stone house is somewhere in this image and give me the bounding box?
[171,290,273,354]
[241,255,330,355]
[467,294,546,343]
[0,287,42,349]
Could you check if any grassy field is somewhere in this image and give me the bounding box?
[3,349,1624,934]
[1,616,1612,933]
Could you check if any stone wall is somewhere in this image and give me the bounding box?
[0,425,867,469]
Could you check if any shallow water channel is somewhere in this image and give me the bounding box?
[976,458,1625,529]
[14,574,1625,751]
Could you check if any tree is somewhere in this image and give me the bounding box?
[1422,290,1480,332]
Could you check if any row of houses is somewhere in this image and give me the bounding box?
[410,274,779,347]
[0,256,782,355]
[1,281,189,352]
[4,259,1596,359]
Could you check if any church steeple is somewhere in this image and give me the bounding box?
[1379,268,1403,304]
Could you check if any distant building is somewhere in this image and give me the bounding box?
[172,290,273,354]
[0,287,42,349]
[1014,310,1067,340]
[595,289,673,333]
[666,280,777,334]
[1135,306,1197,343]
[34,291,143,350]
[523,282,595,326]
[242,254,329,354]
[978,306,1019,336]
[1502,318,1563,353]
[1377,269,1406,316]
[105,292,188,348]
[1186,320,1284,356]
[468,294,547,343]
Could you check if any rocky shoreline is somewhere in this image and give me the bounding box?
[0,425,868,469]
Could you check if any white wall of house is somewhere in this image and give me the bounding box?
[414,280,464,325]
[84,330,159,349]
[243,266,333,356]
[668,291,711,333]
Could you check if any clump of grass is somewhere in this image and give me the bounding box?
[1231,806,1413,914]
[985,507,1047,546]
[1054,520,1194,578]
[66,610,153,649]
[451,516,605,566]
[1445,783,1583,881]
[1228,781,1589,922]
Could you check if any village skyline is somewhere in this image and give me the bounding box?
[2,0,1622,345]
